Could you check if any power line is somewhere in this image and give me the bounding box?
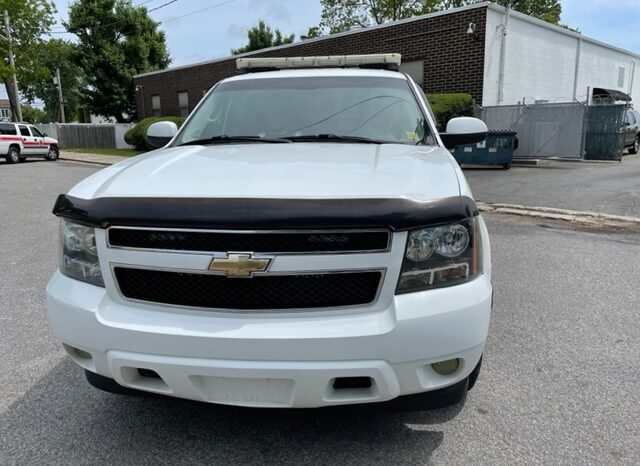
[46,0,237,35]
[147,0,180,14]
[160,0,237,24]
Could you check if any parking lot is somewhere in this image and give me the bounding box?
[1,160,639,465]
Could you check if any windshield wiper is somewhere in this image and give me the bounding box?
[178,135,291,146]
[282,134,388,144]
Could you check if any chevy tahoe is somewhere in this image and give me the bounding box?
[47,55,492,410]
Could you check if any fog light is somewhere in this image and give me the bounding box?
[432,358,459,375]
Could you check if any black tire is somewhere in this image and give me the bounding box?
[85,370,149,397]
[467,355,483,391]
[19,156,27,162]
[45,146,59,161]
[5,146,20,164]
[502,163,511,170]
[629,136,639,155]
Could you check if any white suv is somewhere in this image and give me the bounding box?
[0,122,60,163]
[47,55,492,410]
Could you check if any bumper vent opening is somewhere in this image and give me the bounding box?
[333,377,373,390]
[138,368,161,379]
[121,366,171,393]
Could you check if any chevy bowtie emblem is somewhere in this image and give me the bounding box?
[209,253,272,278]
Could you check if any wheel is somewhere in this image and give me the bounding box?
[502,163,511,170]
[5,146,20,164]
[45,146,59,161]
[629,136,639,154]
[85,370,151,397]
[6,146,20,163]
[467,355,483,391]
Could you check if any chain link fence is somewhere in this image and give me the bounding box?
[477,102,626,160]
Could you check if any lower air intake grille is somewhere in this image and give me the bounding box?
[114,268,382,310]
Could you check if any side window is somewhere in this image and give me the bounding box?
[151,95,161,117]
[19,125,31,137]
[30,126,44,137]
[0,123,17,135]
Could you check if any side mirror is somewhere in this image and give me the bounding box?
[147,121,178,148]
[43,133,48,137]
[439,117,488,149]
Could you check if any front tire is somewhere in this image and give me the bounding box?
[45,146,59,161]
[467,355,483,391]
[5,146,20,164]
[629,136,639,155]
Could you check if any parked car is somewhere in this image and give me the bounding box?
[47,54,492,410]
[622,108,640,154]
[0,122,60,163]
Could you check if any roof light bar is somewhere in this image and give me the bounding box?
[236,54,402,73]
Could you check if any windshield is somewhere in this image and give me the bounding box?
[175,76,431,146]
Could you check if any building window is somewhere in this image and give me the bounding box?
[618,67,626,88]
[151,95,161,117]
[399,60,424,87]
[0,108,9,119]
[177,91,189,117]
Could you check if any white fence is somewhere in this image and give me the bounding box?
[35,123,135,149]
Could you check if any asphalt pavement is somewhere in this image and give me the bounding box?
[1,160,639,465]
[464,153,640,217]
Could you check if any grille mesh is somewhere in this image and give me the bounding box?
[114,267,382,310]
[108,229,389,254]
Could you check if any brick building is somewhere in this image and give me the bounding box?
[134,1,640,119]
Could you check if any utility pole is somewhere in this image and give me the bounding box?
[3,10,22,122]
[54,67,65,123]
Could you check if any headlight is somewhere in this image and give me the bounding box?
[59,220,104,287]
[396,217,482,294]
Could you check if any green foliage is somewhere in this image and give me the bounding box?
[315,0,563,35]
[20,39,84,122]
[231,20,295,55]
[0,0,56,119]
[20,105,49,124]
[318,0,433,34]
[426,93,475,132]
[65,0,171,123]
[124,116,185,151]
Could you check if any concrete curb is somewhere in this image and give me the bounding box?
[478,202,640,230]
[60,152,129,166]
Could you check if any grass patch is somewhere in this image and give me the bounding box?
[65,148,144,157]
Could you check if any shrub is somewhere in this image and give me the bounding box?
[426,93,475,132]
[124,116,186,150]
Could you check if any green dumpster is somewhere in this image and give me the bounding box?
[452,130,518,169]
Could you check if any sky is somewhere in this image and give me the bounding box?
[5,0,640,100]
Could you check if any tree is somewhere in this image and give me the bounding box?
[66,0,170,122]
[21,39,84,122]
[231,20,295,55]
[21,104,48,123]
[316,0,562,35]
[0,0,56,121]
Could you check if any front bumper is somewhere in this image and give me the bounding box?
[46,271,491,408]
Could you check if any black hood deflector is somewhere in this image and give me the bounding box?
[52,195,479,231]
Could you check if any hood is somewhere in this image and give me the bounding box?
[44,137,58,145]
[68,143,461,202]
